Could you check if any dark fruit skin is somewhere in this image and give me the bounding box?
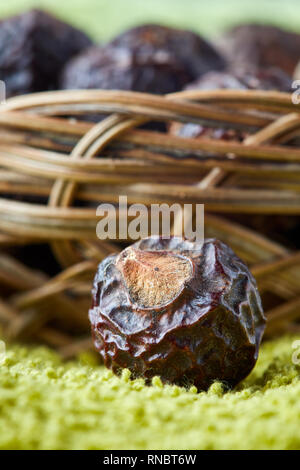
[110,24,226,83]
[0,9,92,97]
[215,24,300,76]
[170,67,291,140]
[61,44,189,95]
[89,237,265,391]
[61,24,225,94]
[186,66,292,92]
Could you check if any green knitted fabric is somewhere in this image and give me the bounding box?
[0,336,299,450]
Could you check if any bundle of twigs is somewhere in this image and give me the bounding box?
[0,88,299,358]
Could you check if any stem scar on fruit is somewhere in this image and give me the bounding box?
[116,246,194,310]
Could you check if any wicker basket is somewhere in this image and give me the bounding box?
[0,88,299,358]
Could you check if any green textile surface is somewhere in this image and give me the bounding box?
[0,336,299,450]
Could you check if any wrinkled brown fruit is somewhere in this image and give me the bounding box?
[89,237,265,391]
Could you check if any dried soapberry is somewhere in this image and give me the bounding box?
[110,24,226,83]
[89,237,265,391]
[215,24,300,76]
[170,67,291,140]
[0,9,92,97]
[61,24,226,94]
[193,66,292,92]
[61,44,189,95]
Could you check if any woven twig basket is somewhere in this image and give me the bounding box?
[0,88,299,358]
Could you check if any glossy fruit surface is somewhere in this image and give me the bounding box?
[89,237,265,390]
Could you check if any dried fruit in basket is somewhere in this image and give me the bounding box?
[170,66,291,140]
[0,9,92,97]
[89,237,265,391]
[169,67,298,249]
[61,43,189,94]
[214,24,300,76]
[61,24,226,94]
[110,24,226,83]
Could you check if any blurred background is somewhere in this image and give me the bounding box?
[1,0,300,39]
